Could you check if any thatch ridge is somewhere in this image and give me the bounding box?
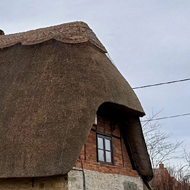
[0,21,107,52]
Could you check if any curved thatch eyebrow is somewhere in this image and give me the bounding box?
[0,21,107,53]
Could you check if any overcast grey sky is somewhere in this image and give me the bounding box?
[1,0,190,166]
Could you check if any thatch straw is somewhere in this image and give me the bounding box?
[0,22,152,182]
[0,22,106,52]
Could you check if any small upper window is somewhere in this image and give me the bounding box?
[97,134,113,164]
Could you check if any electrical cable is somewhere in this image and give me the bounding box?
[141,112,190,122]
[133,78,190,89]
[95,112,190,124]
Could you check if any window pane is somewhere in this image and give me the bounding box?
[98,149,104,162]
[98,137,103,149]
[105,139,111,151]
[106,151,111,163]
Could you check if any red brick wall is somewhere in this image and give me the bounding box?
[75,116,138,177]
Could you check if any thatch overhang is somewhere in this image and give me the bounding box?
[0,22,153,182]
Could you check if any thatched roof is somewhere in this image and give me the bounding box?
[0,22,106,52]
[0,22,152,182]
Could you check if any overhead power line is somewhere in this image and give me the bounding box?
[133,78,190,90]
[141,112,190,122]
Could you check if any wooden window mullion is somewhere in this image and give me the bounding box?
[103,138,106,162]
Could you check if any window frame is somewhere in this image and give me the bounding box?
[96,133,114,165]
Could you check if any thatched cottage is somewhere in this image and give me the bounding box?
[0,22,153,190]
